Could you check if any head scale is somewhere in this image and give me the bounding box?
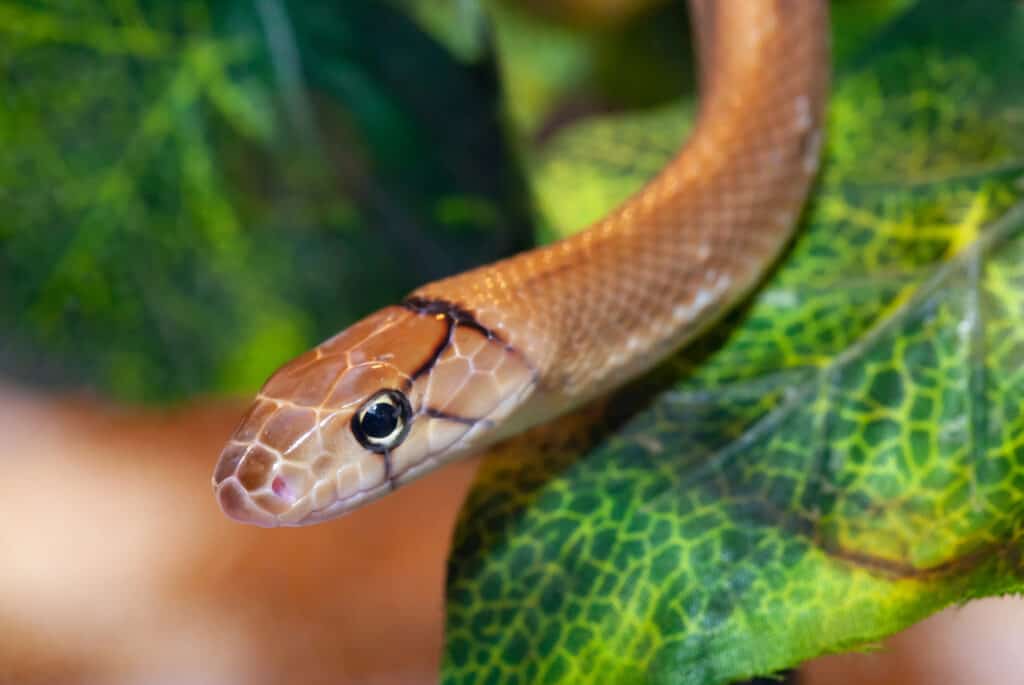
[212,302,535,526]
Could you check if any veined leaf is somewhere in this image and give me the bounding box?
[443,1,1024,683]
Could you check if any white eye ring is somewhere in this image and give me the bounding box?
[351,390,412,452]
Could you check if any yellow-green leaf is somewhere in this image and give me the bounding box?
[443,2,1024,683]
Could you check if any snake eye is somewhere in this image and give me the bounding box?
[352,390,412,452]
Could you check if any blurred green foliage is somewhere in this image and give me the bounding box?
[0,0,530,401]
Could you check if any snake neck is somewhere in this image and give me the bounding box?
[411,0,829,419]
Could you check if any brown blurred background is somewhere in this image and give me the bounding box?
[1,383,1022,684]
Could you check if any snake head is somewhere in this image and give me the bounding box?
[212,301,536,526]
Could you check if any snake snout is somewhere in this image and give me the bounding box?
[212,438,294,528]
[213,445,311,527]
[214,477,279,527]
[213,460,311,528]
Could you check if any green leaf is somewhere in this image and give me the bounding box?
[444,1,1024,683]
[485,0,696,140]
[393,0,489,62]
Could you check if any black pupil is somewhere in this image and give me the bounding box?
[361,401,400,439]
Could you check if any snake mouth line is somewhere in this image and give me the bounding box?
[289,481,394,526]
[284,441,476,526]
[214,476,393,528]
[215,437,458,526]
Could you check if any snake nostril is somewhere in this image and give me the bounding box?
[272,475,295,502]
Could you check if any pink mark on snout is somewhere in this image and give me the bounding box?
[272,475,296,503]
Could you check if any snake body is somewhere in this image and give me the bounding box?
[213,1,829,527]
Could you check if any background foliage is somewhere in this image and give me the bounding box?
[2,1,1023,684]
[0,0,530,401]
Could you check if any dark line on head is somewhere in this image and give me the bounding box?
[383,448,396,491]
[409,315,454,381]
[422,406,493,427]
[402,295,539,379]
[403,296,503,342]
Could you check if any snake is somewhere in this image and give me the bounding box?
[213,1,830,527]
